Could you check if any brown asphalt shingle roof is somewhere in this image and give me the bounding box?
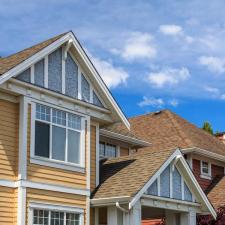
[104,110,225,156]
[92,148,175,199]
[207,175,225,209]
[0,32,68,75]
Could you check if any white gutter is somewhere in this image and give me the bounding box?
[181,147,225,163]
[100,129,151,147]
[116,202,129,213]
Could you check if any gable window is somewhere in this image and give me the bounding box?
[34,103,85,168]
[99,142,117,158]
[200,161,211,179]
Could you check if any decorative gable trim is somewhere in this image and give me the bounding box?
[0,32,130,129]
[129,149,217,219]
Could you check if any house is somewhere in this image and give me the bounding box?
[0,32,217,225]
[104,110,225,213]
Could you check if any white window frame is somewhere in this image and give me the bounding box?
[99,142,118,159]
[200,160,212,180]
[28,202,84,225]
[30,101,86,172]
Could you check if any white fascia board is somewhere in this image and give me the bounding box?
[90,196,131,207]
[181,147,225,163]
[179,156,217,219]
[0,31,130,130]
[100,129,151,147]
[129,148,217,219]
[129,149,181,209]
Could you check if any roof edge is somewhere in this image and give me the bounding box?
[100,129,151,147]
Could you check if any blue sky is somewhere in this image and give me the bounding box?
[1,0,225,132]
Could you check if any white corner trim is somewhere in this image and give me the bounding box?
[86,118,91,191]
[86,197,90,225]
[18,96,28,180]
[17,186,26,225]
[29,201,84,214]
[30,65,34,84]
[95,123,100,186]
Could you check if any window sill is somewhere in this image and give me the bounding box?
[200,174,212,180]
[30,157,85,173]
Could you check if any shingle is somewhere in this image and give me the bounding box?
[207,175,225,209]
[0,32,68,75]
[107,110,225,156]
[92,149,174,199]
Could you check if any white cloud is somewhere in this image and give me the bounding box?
[138,96,164,108]
[159,24,183,36]
[147,67,190,88]
[112,32,157,61]
[199,56,225,74]
[89,53,129,89]
[168,99,179,107]
[204,86,220,95]
[221,94,225,100]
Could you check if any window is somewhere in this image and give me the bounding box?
[99,142,117,158]
[201,161,211,178]
[34,103,84,166]
[33,209,81,225]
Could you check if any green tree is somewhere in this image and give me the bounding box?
[202,121,213,135]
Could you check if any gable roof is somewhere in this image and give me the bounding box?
[92,149,174,200]
[0,32,67,75]
[0,31,130,129]
[92,148,216,218]
[207,175,225,209]
[105,110,225,157]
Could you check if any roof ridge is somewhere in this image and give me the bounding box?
[165,110,194,147]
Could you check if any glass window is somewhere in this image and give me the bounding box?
[34,103,83,165]
[201,161,210,176]
[99,142,117,158]
[32,209,81,225]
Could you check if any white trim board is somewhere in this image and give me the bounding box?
[0,179,90,196]
[0,31,130,129]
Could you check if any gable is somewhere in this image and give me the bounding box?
[147,164,194,203]
[16,47,104,108]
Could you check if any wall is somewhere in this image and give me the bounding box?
[192,159,224,191]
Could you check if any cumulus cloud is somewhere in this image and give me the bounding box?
[204,86,220,95]
[147,67,190,88]
[138,96,179,108]
[89,53,129,89]
[159,24,183,36]
[199,56,225,74]
[111,32,157,61]
[138,96,164,108]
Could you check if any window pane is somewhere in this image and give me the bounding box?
[33,209,49,225]
[52,109,66,126]
[35,121,50,158]
[66,213,80,225]
[68,113,81,130]
[52,126,66,161]
[36,104,50,122]
[68,130,80,164]
[105,144,116,158]
[202,162,209,174]
[50,211,64,225]
[99,143,105,157]
[81,74,90,102]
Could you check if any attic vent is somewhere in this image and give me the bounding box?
[154,110,162,115]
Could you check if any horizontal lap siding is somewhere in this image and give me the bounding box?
[26,188,86,225]
[27,104,87,189]
[0,100,19,181]
[90,125,96,191]
[0,186,17,225]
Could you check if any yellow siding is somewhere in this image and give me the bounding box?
[26,188,86,224]
[120,147,129,156]
[0,100,19,181]
[90,125,96,191]
[0,186,17,225]
[27,104,87,189]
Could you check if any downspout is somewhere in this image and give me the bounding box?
[116,202,129,213]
